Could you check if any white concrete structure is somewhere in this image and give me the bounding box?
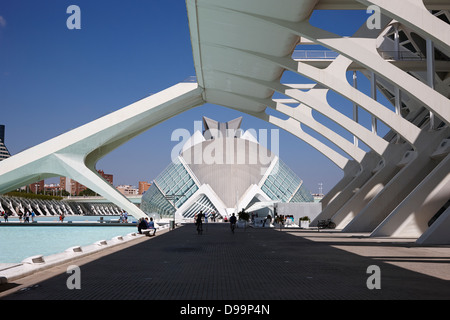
[0,83,204,220]
[140,117,314,222]
[0,1,449,243]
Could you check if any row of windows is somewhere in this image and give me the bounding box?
[144,158,199,213]
[156,160,191,193]
[182,195,218,219]
[290,184,314,203]
[141,184,176,218]
[262,159,304,202]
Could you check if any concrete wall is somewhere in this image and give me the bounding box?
[276,202,322,224]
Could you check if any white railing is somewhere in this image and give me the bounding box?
[292,50,339,60]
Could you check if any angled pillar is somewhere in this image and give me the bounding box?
[371,139,450,241]
[417,206,450,245]
[343,127,450,232]
[0,82,204,219]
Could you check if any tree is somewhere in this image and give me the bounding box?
[238,208,250,221]
[78,188,97,196]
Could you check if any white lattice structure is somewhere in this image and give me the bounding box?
[0,0,449,243]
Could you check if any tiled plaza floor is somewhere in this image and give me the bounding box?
[1,223,449,301]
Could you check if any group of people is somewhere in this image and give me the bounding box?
[193,211,218,224]
[15,209,36,223]
[137,217,156,234]
[119,211,129,223]
[194,210,237,234]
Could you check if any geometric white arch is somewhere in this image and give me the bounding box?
[0,82,204,220]
[224,4,449,124]
[272,19,450,125]
[213,44,421,148]
[203,89,355,170]
[184,0,450,244]
[357,0,450,56]
[1,0,449,245]
[225,73,392,155]
[212,89,366,164]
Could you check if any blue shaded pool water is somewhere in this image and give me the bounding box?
[0,216,138,263]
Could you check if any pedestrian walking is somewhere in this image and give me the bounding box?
[229,213,237,234]
[196,211,203,235]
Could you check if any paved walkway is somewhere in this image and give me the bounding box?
[1,223,450,300]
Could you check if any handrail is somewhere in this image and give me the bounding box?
[292,50,339,60]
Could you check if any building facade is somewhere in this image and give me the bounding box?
[141,117,314,221]
[60,170,114,195]
[116,184,139,196]
[138,181,152,195]
[0,125,11,161]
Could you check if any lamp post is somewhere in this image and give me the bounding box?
[165,194,184,230]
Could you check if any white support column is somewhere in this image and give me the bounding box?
[0,82,204,219]
[394,86,402,143]
[55,153,146,220]
[417,207,450,245]
[427,38,436,130]
[332,142,411,229]
[370,72,378,135]
[372,151,450,240]
[394,24,400,61]
[343,128,450,232]
[310,150,381,226]
[353,71,359,147]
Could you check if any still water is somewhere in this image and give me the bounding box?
[0,216,138,263]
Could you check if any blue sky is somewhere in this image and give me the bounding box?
[0,1,386,194]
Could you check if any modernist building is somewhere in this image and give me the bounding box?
[0,125,11,161]
[116,184,139,196]
[138,181,152,195]
[141,117,313,221]
[60,170,113,195]
[0,1,449,244]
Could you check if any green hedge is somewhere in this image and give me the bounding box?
[4,191,63,201]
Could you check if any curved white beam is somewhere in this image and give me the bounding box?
[285,20,450,125]
[204,89,352,170]
[0,82,204,219]
[221,71,390,156]
[222,8,450,125]
[225,90,367,163]
[358,0,450,55]
[209,43,420,148]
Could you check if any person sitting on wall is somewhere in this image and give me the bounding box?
[146,217,156,234]
[137,218,148,234]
